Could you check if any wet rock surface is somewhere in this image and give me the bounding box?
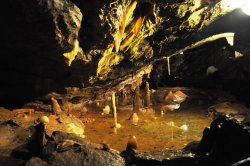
[132,150,195,166]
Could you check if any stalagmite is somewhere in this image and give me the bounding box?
[126,135,138,151]
[122,90,127,105]
[128,113,139,125]
[171,121,174,141]
[133,83,141,111]
[112,92,120,128]
[145,81,151,107]
[39,116,50,125]
[51,97,62,115]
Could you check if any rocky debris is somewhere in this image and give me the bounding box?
[195,115,250,166]
[24,101,52,112]
[172,91,188,104]
[161,90,188,112]
[0,156,26,166]
[0,120,31,148]
[207,102,248,121]
[132,150,195,166]
[57,114,85,138]
[25,157,48,166]
[164,90,188,104]
[28,131,125,166]
[12,109,35,115]
[161,104,180,112]
[0,120,19,127]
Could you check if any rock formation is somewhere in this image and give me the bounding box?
[1,0,250,107]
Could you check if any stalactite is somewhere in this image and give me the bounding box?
[167,57,171,76]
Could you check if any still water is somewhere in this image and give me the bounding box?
[84,104,211,152]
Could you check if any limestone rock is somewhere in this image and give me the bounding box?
[57,114,85,138]
[207,102,248,121]
[42,131,125,166]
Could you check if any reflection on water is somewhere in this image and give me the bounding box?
[84,104,211,152]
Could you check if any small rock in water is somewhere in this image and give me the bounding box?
[88,100,93,105]
[161,104,180,112]
[173,90,188,104]
[206,65,218,76]
[165,91,174,103]
[103,105,111,114]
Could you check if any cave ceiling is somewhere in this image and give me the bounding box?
[1,0,250,106]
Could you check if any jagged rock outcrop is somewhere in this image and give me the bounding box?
[1,0,82,107]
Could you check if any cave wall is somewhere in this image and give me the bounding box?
[152,10,250,102]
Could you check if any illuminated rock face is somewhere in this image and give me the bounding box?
[1,0,249,106]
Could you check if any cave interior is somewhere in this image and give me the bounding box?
[1,0,250,166]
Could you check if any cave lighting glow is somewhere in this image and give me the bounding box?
[222,0,250,16]
[241,2,250,15]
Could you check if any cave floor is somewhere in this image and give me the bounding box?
[0,87,250,158]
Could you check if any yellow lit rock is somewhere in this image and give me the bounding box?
[58,114,85,138]
[96,52,124,79]
[120,17,144,51]
[66,122,85,138]
[63,40,81,66]
[39,115,50,125]
[114,1,138,52]
[103,105,111,114]
[182,8,205,29]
